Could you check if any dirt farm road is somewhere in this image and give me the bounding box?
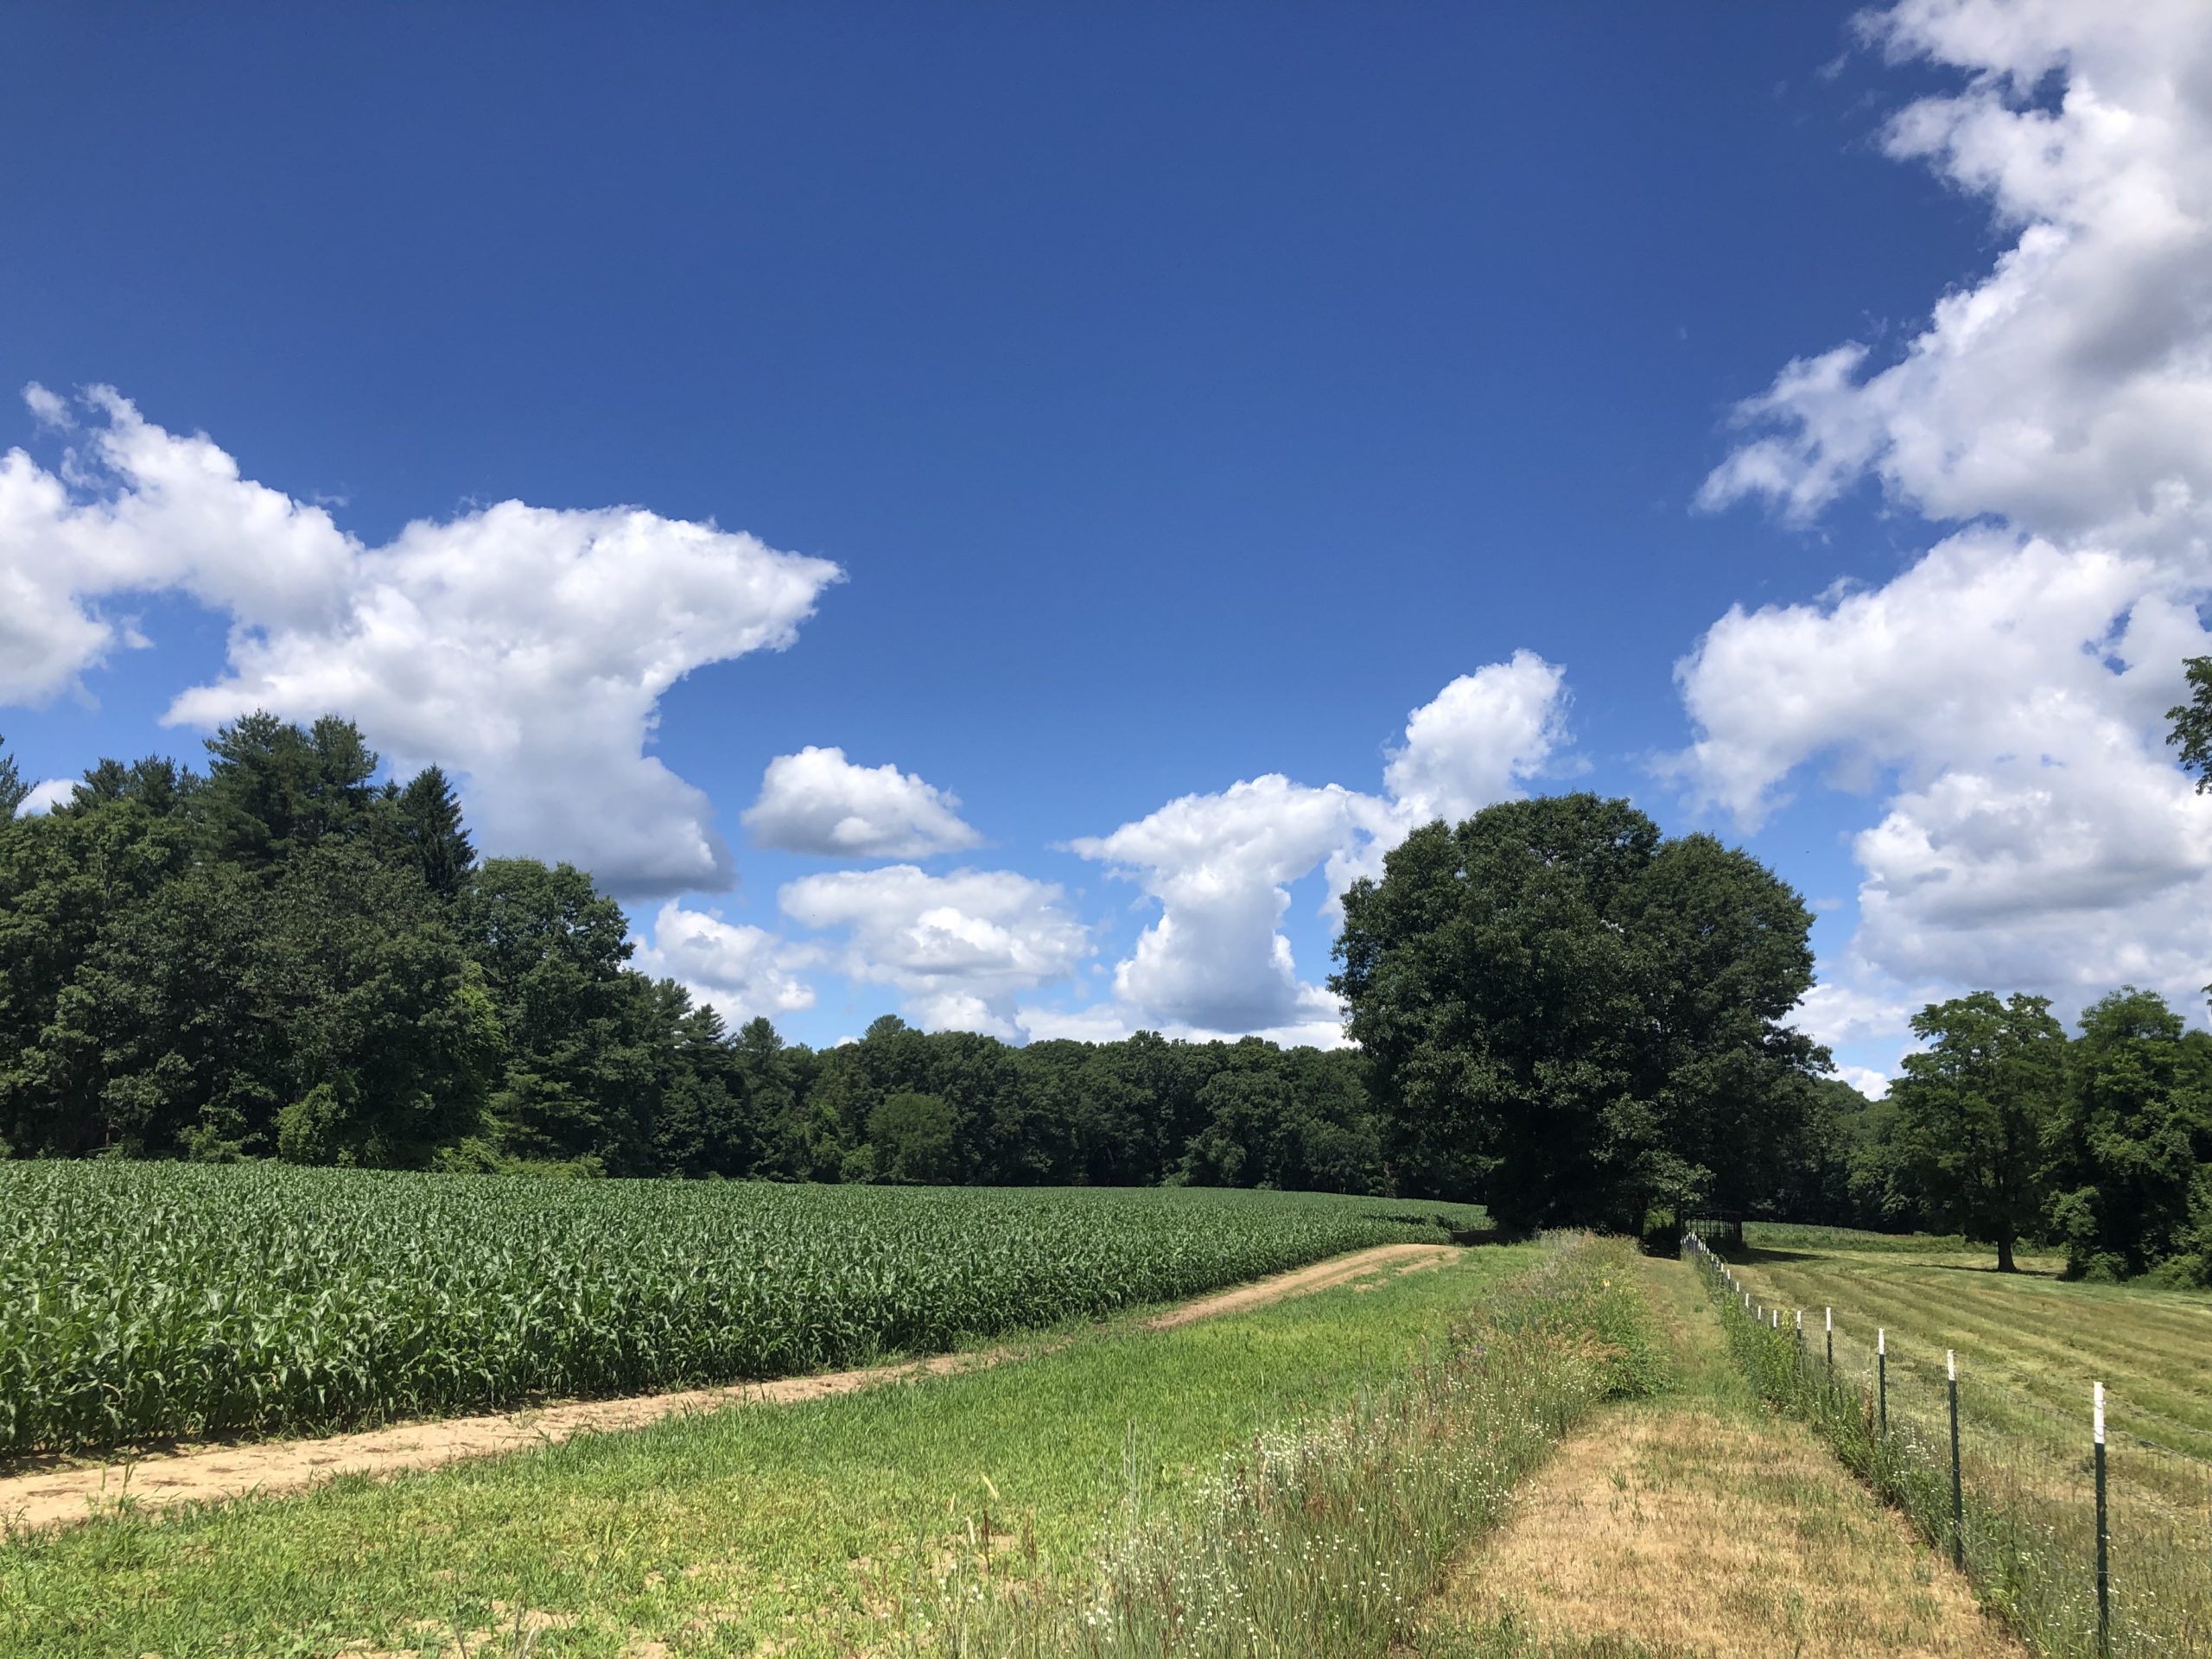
[1,1241,1456,1533]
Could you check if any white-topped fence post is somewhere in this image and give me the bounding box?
[2094,1379,2110,1657]
[1947,1349,1963,1568]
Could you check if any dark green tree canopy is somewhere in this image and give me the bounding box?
[0,734,28,819]
[2046,987,2212,1279]
[1332,791,1821,1231]
[0,714,1417,1192]
[1888,990,2067,1272]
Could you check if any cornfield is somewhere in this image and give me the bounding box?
[0,1162,1482,1460]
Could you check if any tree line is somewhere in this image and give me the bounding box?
[10,712,2203,1282]
[1764,989,2212,1286]
[0,720,1836,1211]
[0,715,1385,1188]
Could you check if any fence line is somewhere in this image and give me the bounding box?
[1681,1227,2211,1659]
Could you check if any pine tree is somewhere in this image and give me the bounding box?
[0,734,29,818]
[396,766,475,900]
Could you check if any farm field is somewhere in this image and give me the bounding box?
[0,1163,1482,1462]
[0,1240,1561,1657]
[1728,1224,2212,1458]
[1715,1230,2212,1656]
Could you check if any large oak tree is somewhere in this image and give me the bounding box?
[1331,792,1822,1231]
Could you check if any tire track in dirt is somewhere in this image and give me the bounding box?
[0,1242,1457,1533]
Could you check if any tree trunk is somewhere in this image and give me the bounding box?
[1996,1234,2017,1273]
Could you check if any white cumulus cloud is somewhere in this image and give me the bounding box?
[1383,651,1573,827]
[742,745,981,858]
[1699,0,2212,550]
[779,864,1090,1039]
[11,778,74,817]
[1792,977,1925,1054]
[631,902,819,1027]
[1071,776,1373,1036]
[1834,1065,1892,1101]
[0,385,841,895]
[1068,656,1573,1041]
[1682,0,2212,1054]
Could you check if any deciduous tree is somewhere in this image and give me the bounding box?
[1889,991,2067,1272]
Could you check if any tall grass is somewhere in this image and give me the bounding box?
[913,1232,1660,1659]
[1689,1236,2212,1659]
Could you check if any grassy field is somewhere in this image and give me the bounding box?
[1724,1228,2212,1458]
[1413,1254,2018,1659]
[0,1240,1543,1657]
[0,1163,1483,1460]
[1741,1220,1970,1255]
[936,1233,1659,1659]
[1702,1234,2212,1658]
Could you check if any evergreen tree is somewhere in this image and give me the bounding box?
[0,734,29,818]
[392,765,475,901]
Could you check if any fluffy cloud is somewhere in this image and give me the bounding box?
[1835,1065,1892,1101]
[1382,651,1572,826]
[1683,1,2212,1046]
[631,902,819,1027]
[0,386,840,894]
[1699,0,2212,550]
[742,745,981,858]
[779,865,1090,1039]
[1071,776,1373,1034]
[1069,657,1572,1040]
[10,779,74,817]
[1792,978,1925,1054]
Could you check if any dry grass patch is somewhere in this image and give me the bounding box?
[1412,1258,2024,1659]
[1426,1403,2018,1659]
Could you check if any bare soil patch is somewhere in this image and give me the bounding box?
[0,1241,1456,1533]
[1142,1240,1452,1327]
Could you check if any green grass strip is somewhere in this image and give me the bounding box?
[1,1243,1534,1658]
[919,1232,1662,1659]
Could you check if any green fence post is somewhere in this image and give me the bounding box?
[1948,1349,1964,1570]
[1825,1306,1833,1370]
[1878,1327,1887,1436]
[2094,1380,2110,1659]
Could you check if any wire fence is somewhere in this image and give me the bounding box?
[1682,1227,2211,1659]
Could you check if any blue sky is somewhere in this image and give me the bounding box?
[9,3,2211,1086]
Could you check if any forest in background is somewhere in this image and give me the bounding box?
[1,714,2206,1286]
[0,715,1389,1192]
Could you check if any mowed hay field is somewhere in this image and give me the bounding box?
[0,1163,1483,1461]
[1723,1224,2212,1657]
[1730,1223,2212,1457]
